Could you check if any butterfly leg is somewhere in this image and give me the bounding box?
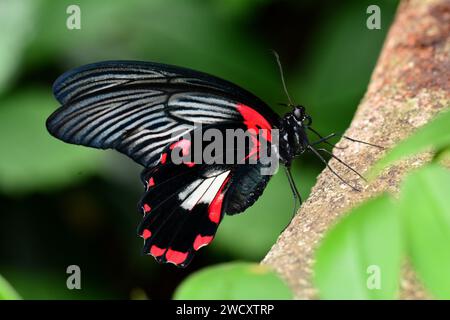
[307,128,347,149]
[316,148,367,182]
[307,145,361,192]
[284,166,302,220]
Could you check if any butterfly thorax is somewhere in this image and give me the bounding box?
[278,108,311,166]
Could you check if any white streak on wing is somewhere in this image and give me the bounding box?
[183,94,236,108]
[135,125,192,158]
[180,170,230,211]
[180,177,215,210]
[173,109,234,119]
[81,101,155,143]
[104,108,168,144]
[199,171,230,205]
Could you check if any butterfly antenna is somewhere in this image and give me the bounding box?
[308,129,347,150]
[272,50,294,106]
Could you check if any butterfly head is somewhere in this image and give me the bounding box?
[278,106,313,164]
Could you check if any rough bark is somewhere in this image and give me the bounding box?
[262,0,450,299]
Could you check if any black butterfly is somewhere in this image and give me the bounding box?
[47,57,376,267]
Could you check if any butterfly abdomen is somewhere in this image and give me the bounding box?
[224,163,272,215]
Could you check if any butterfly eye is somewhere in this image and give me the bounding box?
[293,108,302,119]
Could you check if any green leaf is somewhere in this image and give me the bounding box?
[0,89,103,193]
[400,164,450,299]
[173,262,292,300]
[368,109,450,179]
[314,194,402,299]
[0,274,21,300]
[0,0,38,95]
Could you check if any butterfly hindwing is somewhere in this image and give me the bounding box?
[138,156,232,267]
[135,129,274,267]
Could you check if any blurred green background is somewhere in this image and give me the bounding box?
[0,0,398,299]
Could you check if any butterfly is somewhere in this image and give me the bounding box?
[47,56,376,267]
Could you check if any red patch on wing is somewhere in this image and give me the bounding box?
[150,245,165,257]
[166,248,188,265]
[160,153,167,164]
[143,204,151,213]
[208,176,231,224]
[193,235,214,250]
[142,229,152,240]
[244,135,261,161]
[236,103,272,142]
[170,139,191,156]
[148,177,155,188]
[170,139,195,166]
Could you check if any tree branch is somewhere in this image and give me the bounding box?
[262,0,450,299]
